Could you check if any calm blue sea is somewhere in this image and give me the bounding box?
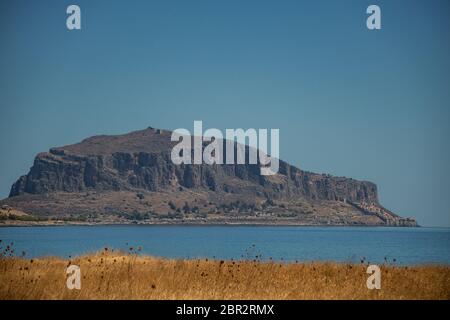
[0,226,449,265]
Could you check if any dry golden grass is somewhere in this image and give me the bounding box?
[0,251,449,300]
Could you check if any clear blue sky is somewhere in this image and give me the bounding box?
[1,0,449,226]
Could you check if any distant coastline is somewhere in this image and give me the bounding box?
[0,218,421,228]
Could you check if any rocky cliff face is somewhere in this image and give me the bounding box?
[9,128,378,203]
[3,127,416,226]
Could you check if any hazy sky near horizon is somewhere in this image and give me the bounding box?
[1,0,449,226]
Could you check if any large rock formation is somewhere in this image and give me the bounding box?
[2,127,417,226]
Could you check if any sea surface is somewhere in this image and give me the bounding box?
[0,226,449,265]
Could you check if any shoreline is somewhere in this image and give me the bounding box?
[0,218,421,228]
[0,221,421,228]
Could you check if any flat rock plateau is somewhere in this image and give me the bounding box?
[0,127,417,226]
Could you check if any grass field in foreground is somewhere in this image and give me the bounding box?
[0,251,449,300]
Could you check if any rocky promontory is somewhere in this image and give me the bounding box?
[1,127,417,226]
